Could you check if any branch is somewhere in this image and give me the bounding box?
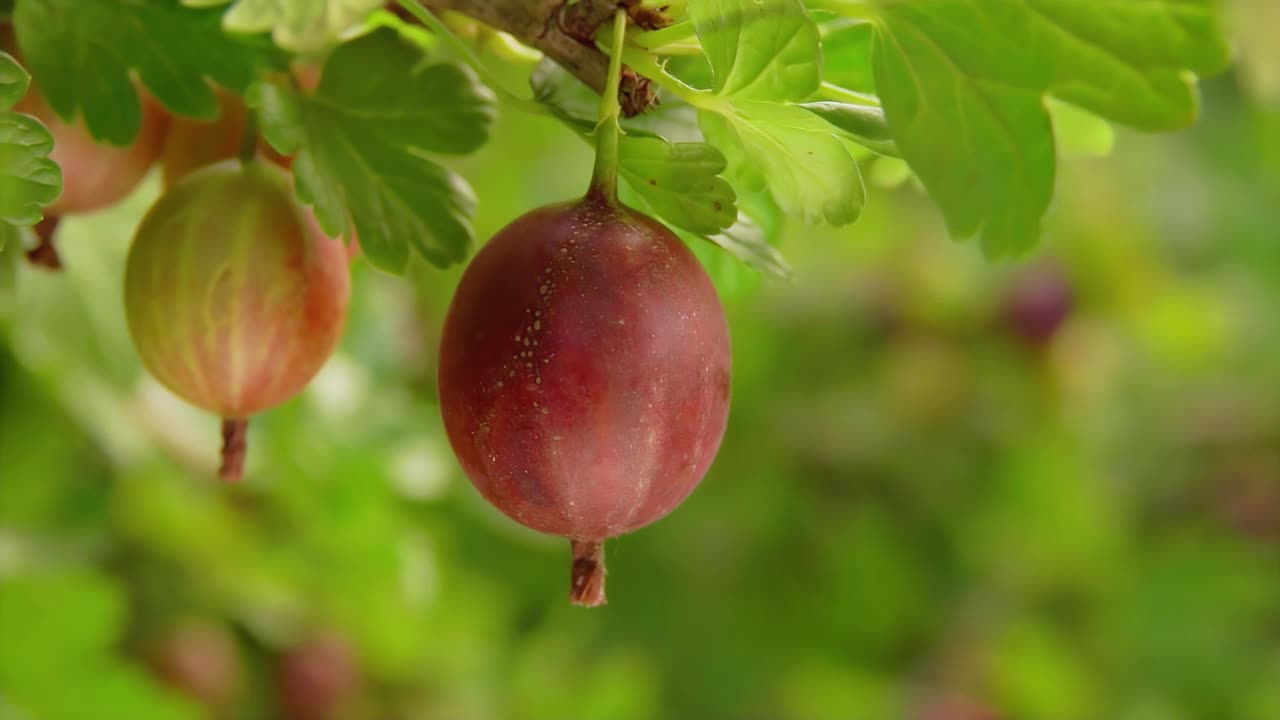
[420,0,659,115]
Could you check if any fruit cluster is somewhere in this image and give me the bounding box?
[9,23,732,606]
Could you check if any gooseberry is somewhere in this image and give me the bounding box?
[438,195,731,606]
[124,160,349,480]
[275,633,358,720]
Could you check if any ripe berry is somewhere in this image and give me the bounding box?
[1001,264,1074,348]
[275,633,358,720]
[146,620,242,716]
[124,161,349,480]
[438,196,731,606]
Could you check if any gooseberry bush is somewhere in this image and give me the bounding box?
[0,0,1229,606]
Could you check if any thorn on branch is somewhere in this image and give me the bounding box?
[413,0,663,115]
[558,0,672,46]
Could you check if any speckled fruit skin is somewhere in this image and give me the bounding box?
[124,161,349,418]
[14,87,169,215]
[438,197,731,541]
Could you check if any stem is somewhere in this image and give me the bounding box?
[25,215,62,270]
[619,47,718,110]
[569,540,607,607]
[586,11,628,203]
[627,21,695,50]
[238,111,259,165]
[420,0,658,115]
[218,418,249,482]
[642,44,704,56]
[394,0,549,116]
[818,81,881,107]
[485,30,542,64]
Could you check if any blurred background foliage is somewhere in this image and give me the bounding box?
[2,7,1280,720]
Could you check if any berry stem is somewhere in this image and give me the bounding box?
[586,11,628,204]
[626,21,695,50]
[569,540,607,607]
[26,215,62,270]
[218,418,249,482]
[238,111,260,165]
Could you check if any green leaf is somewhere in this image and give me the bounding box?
[530,57,599,135]
[700,100,864,225]
[618,137,737,236]
[197,0,383,52]
[0,50,29,109]
[685,0,863,226]
[868,155,912,189]
[0,111,60,225]
[12,0,271,144]
[530,58,702,141]
[1048,99,1114,158]
[869,0,1230,255]
[0,571,124,685]
[0,572,199,720]
[254,28,495,273]
[821,21,875,94]
[701,212,791,279]
[689,0,820,101]
[11,664,200,720]
[798,101,898,156]
[623,180,789,279]
[529,59,735,236]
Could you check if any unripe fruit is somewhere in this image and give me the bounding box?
[124,161,349,480]
[15,88,169,216]
[160,89,292,187]
[10,77,168,268]
[160,82,360,263]
[438,196,731,605]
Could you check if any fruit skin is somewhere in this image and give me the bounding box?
[160,89,292,187]
[14,87,169,215]
[124,161,349,419]
[160,83,361,264]
[438,197,731,542]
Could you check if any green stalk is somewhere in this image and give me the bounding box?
[586,11,629,203]
[393,0,549,116]
[238,110,260,165]
[645,44,705,56]
[628,21,696,50]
